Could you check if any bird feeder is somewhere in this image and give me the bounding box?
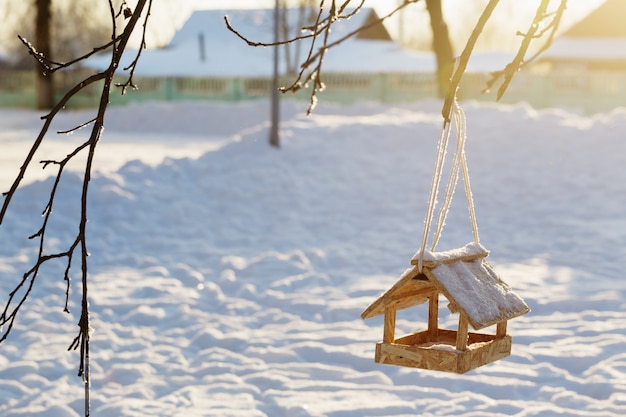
[361,242,530,374]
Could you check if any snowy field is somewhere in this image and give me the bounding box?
[1,98,626,416]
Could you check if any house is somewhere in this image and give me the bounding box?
[90,7,434,78]
[539,0,626,72]
[361,242,530,374]
[78,7,439,105]
[514,0,626,112]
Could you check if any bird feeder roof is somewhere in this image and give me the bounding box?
[361,242,530,330]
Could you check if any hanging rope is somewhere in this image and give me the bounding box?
[431,102,467,250]
[417,118,453,272]
[461,138,480,245]
[417,99,479,271]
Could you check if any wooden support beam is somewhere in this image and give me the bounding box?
[456,315,469,351]
[383,306,396,343]
[428,293,439,341]
[496,321,507,338]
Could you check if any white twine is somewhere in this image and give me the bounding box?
[417,117,452,272]
[417,100,479,271]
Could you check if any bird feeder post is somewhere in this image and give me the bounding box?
[383,306,396,344]
[456,314,469,351]
[496,321,508,338]
[427,293,439,340]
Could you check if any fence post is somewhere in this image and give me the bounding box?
[164,78,175,101]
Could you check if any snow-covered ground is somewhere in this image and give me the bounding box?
[1,98,626,416]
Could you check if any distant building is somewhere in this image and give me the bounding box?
[88,8,435,77]
[495,0,626,113]
[539,0,626,72]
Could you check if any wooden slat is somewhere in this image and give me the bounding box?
[361,266,422,319]
[388,295,429,313]
[394,328,456,346]
[456,315,469,351]
[377,342,458,372]
[383,306,396,343]
[467,331,497,344]
[388,283,437,303]
[385,284,438,313]
[393,330,429,346]
[362,279,437,319]
[464,336,512,373]
[374,335,512,374]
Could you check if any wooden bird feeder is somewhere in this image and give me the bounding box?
[361,242,530,374]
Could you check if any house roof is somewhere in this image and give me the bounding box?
[85,7,435,77]
[540,38,626,62]
[540,0,626,63]
[85,7,516,77]
[170,7,392,47]
[562,0,626,38]
[361,242,530,331]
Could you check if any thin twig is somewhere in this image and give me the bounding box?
[116,0,154,94]
[484,0,568,98]
[495,0,551,100]
[57,118,97,135]
[17,34,122,73]
[225,0,420,114]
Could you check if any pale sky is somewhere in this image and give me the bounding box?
[0,0,607,55]
[171,0,606,52]
[185,0,604,21]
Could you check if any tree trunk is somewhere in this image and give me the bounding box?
[269,0,280,147]
[425,0,454,98]
[35,0,54,109]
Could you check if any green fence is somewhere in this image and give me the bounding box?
[459,72,626,112]
[1,69,626,113]
[0,70,439,109]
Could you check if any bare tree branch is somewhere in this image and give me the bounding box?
[442,0,500,120]
[484,0,568,99]
[225,0,420,115]
[17,34,123,72]
[0,1,153,415]
[57,118,98,135]
[116,0,154,94]
[226,0,568,123]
